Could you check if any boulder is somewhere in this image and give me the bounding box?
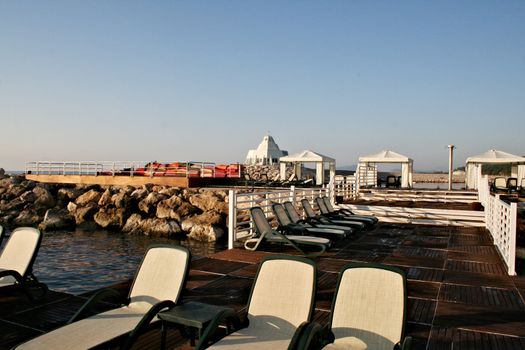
[39,209,75,231]
[189,191,228,214]
[73,202,99,225]
[67,201,77,213]
[122,213,143,234]
[94,207,127,229]
[33,186,56,208]
[19,190,37,203]
[181,211,223,231]
[8,184,27,198]
[138,192,168,215]
[187,225,224,242]
[98,189,113,206]
[130,188,148,201]
[76,189,102,206]
[57,187,83,202]
[140,218,182,237]
[156,197,182,221]
[111,191,131,209]
[13,208,43,226]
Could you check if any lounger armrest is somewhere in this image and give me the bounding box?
[289,321,323,350]
[120,299,176,350]
[195,308,241,350]
[69,288,124,323]
[395,336,412,350]
[0,269,24,283]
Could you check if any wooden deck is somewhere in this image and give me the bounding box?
[2,223,525,349]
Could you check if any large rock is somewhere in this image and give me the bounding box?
[72,202,99,225]
[98,189,113,206]
[13,208,43,226]
[140,218,182,237]
[189,191,228,214]
[39,209,74,231]
[122,213,143,234]
[76,189,102,206]
[187,225,224,242]
[57,187,83,202]
[112,191,131,209]
[130,188,148,201]
[19,190,37,203]
[181,210,223,231]
[138,192,168,215]
[33,186,56,208]
[94,207,127,229]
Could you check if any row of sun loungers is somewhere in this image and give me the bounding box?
[2,224,409,349]
[491,176,525,195]
[245,196,378,257]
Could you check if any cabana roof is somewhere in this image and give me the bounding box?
[359,150,413,164]
[466,149,525,164]
[280,150,335,163]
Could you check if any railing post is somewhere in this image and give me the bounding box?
[228,189,237,250]
[290,186,296,205]
[508,202,517,275]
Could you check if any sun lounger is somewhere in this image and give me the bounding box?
[0,227,47,299]
[282,201,354,235]
[507,177,518,193]
[491,177,508,193]
[272,203,351,240]
[321,196,378,228]
[301,199,365,231]
[15,245,191,350]
[318,263,412,350]
[196,255,319,350]
[244,207,330,257]
[386,176,398,188]
[0,225,4,248]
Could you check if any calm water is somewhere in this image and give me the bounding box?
[28,230,225,295]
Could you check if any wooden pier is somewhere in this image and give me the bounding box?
[2,223,525,349]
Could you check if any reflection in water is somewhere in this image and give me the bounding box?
[32,229,225,295]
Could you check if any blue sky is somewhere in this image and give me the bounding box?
[1,1,523,171]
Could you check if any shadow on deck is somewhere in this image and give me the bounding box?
[2,223,525,349]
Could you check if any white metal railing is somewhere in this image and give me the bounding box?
[25,161,243,179]
[334,175,358,201]
[478,175,518,275]
[227,186,329,249]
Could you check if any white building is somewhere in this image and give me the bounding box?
[245,135,288,165]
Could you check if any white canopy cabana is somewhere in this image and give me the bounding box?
[465,149,525,190]
[279,150,336,186]
[358,150,414,188]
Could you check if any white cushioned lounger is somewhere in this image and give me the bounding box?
[15,245,189,350]
[0,227,41,288]
[209,257,316,349]
[324,265,406,350]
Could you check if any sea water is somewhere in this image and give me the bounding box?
[29,229,225,295]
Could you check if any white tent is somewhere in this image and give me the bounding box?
[358,150,414,188]
[279,150,336,186]
[245,135,288,165]
[465,149,525,190]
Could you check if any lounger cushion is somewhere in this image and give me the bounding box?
[326,267,404,350]
[0,228,40,287]
[209,258,315,350]
[16,305,150,350]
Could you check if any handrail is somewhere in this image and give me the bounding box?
[478,175,517,275]
[25,161,243,179]
[227,186,329,249]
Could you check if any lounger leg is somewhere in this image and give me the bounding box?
[160,322,167,350]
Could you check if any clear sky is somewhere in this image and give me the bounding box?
[1,1,524,171]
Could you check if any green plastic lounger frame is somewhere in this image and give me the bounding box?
[245,207,330,257]
[320,196,378,227]
[15,245,191,350]
[301,199,365,231]
[272,203,351,240]
[196,255,319,350]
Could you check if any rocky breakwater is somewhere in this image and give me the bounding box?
[0,170,227,242]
